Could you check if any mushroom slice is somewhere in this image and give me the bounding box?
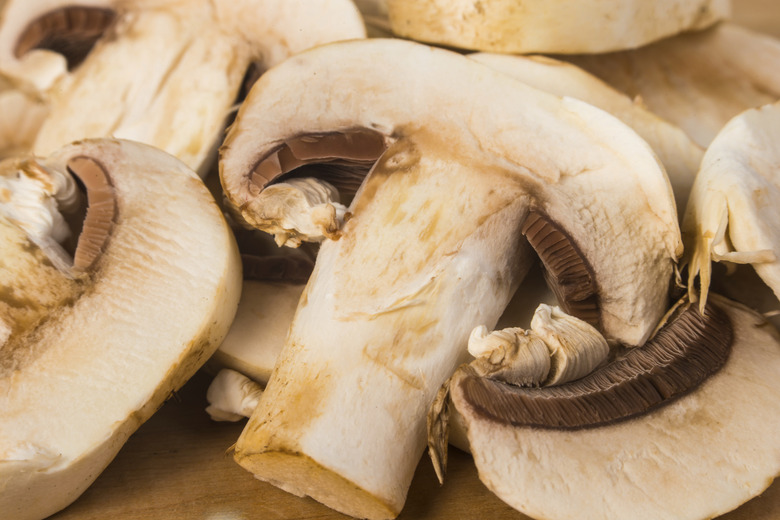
[0,0,366,173]
[0,138,242,520]
[566,23,780,148]
[684,101,780,311]
[468,53,703,215]
[221,39,680,519]
[383,0,729,54]
[446,295,780,520]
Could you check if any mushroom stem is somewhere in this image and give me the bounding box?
[234,146,535,520]
[205,369,264,422]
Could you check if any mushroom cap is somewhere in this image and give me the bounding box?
[221,38,682,347]
[0,73,48,159]
[468,52,703,217]
[449,294,780,520]
[684,100,780,308]
[567,23,780,148]
[0,138,242,520]
[0,0,366,172]
[383,0,729,54]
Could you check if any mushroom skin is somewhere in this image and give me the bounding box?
[0,0,366,171]
[566,23,780,148]
[446,295,780,520]
[0,138,242,520]
[468,52,703,217]
[684,101,780,311]
[221,39,681,519]
[383,0,729,54]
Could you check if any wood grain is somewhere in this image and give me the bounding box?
[47,3,780,520]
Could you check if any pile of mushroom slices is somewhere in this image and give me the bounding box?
[0,138,242,520]
[0,0,366,174]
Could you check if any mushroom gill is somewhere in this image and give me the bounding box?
[459,299,731,430]
[248,129,387,202]
[66,156,116,273]
[14,6,116,70]
[522,210,600,330]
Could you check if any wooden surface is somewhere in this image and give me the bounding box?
[49,3,780,520]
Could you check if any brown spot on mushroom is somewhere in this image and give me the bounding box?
[460,300,732,429]
[66,156,116,272]
[14,7,116,70]
[249,129,386,202]
[522,210,600,329]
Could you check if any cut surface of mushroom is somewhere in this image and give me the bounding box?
[0,138,242,520]
[469,52,703,216]
[566,23,780,148]
[684,101,780,311]
[0,0,367,172]
[446,295,780,520]
[221,39,680,520]
[383,0,729,54]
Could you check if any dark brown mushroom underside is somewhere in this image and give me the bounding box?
[66,156,116,272]
[14,7,116,70]
[459,300,732,430]
[249,129,386,201]
[522,211,600,328]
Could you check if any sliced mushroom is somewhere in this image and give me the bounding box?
[0,0,366,172]
[684,101,780,313]
[566,23,780,148]
[383,0,729,54]
[0,138,242,520]
[468,52,703,215]
[220,39,681,519]
[445,294,780,520]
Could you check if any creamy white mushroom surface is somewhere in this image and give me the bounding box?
[0,138,242,520]
[383,0,729,54]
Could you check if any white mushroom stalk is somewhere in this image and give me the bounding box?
[206,368,264,422]
[0,138,242,520]
[0,73,48,160]
[567,23,780,148]
[442,295,780,520]
[383,0,729,54]
[684,101,780,311]
[0,0,366,171]
[220,39,681,520]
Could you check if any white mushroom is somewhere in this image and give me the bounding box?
[0,138,242,520]
[684,101,780,312]
[0,0,366,171]
[220,39,681,519]
[383,0,729,54]
[444,295,780,520]
[0,73,48,160]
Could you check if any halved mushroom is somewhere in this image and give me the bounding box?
[443,294,780,520]
[0,138,242,520]
[383,0,729,54]
[468,52,703,216]
[220,39,681,519]
[684,101,780,315]
[566,23,780,148]
[0,0,366,172]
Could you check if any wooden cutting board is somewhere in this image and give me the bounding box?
[50,2,780,519]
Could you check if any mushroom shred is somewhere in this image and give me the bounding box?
[522,210,600,329]
[460,300,732,430]
[14,6,116,70]
[66,156,116,273]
